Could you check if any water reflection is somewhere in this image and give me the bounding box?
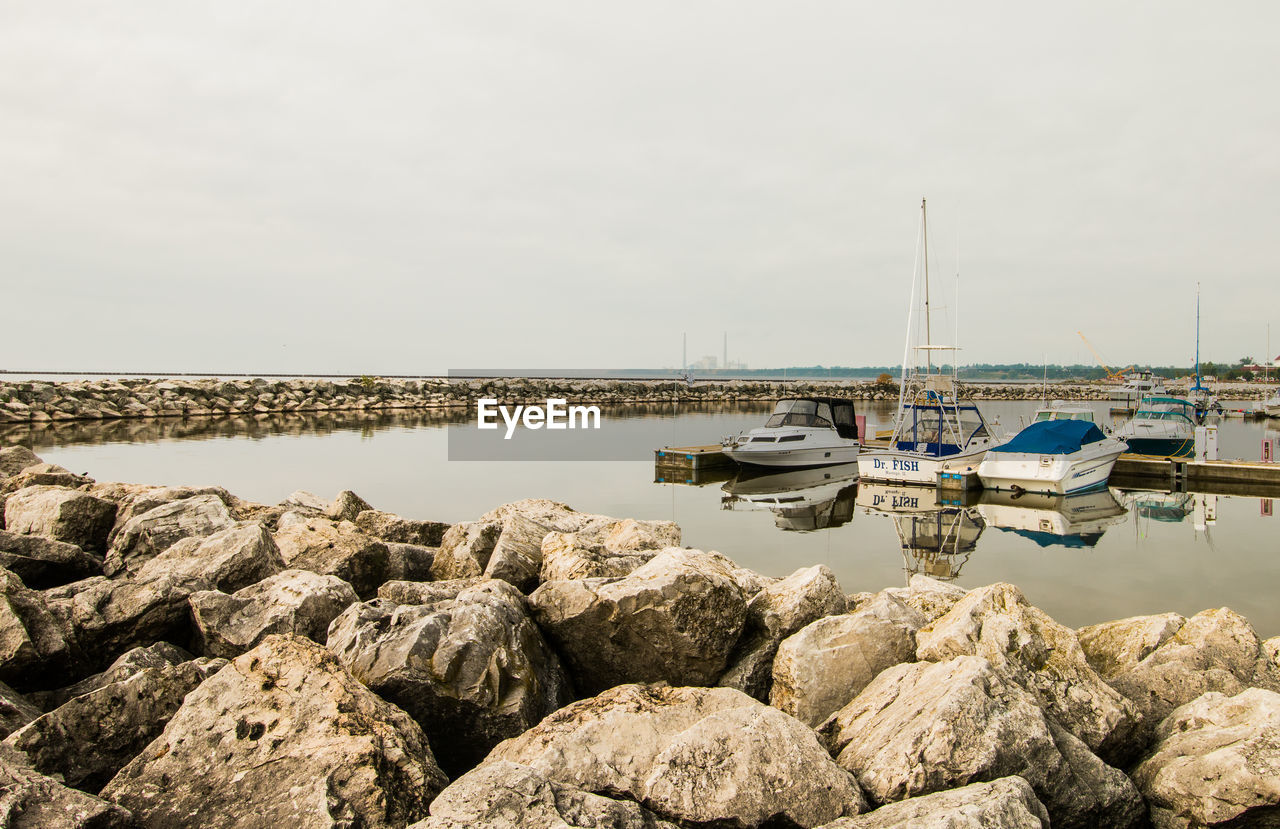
[856,483,984,581]
[976,489,1128,548]
[721,463,859,531]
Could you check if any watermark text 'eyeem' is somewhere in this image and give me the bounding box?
[476,398,601,439]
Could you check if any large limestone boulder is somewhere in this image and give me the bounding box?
[133,523,284,593]
[878,574,970,624]
[328,489,374,522]
[385,542,436,582]
[272,515,390,598]
[412,760,680,828]
[771,592,923,728]
[1108,607,1280,753]
[819,656,1143,829]
[378,578,486,605]
[328,579,572,776]
[0,568,80,690]
[102,635,449,828]
[430,520,501,580]
[0,447,43,478]
[1266,635,1280,669]
[816,776,1050,828]
[43,574,201,671]
[0,680,39,739]
[488,683,867,828]
[1077,612,1186,679]
[916,582,1139,763]
[539,517,682,582]
[3,486,116,553]
[0,743,134,828]
[0,464,93,496]
[95,484,239,546]
[720,564,848,701]
[0,529,101,589]
[31,641,192,710]
[5,658,224,792]
[189,569,358,658]
[1132,688,1280,829]
[528,548,749,694]
[104,493,235,577]
[355,508,450,546]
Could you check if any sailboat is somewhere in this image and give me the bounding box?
[1186,283,1219,418]
[858,199,995,486]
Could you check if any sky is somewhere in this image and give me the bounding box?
[2,3,1277,374]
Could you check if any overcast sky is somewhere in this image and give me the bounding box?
[3,3,1277,374]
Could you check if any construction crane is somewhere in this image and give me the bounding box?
[1077,332,1131,382]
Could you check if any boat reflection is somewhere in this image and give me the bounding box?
[721,463,859,532]
[856,483,984,581]
[977,488,1128,549]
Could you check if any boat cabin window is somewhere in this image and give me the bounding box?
[765,399,833,428]
[958,409,989,440]
[1033,410,1095,423]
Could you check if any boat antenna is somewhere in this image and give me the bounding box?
[954,211,960,385]
[1042,355,1048,406]
[897,202,924,418]
[922,199,932,375]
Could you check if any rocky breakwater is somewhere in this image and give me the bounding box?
[0,376,1116,425]
[3,446,1280,826]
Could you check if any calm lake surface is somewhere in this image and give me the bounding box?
[7,401,1279,636]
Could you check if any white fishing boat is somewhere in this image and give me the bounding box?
[1113,396,1197,457]
[722,397,860,468]
[859,199,995,486]
[976,488,1127,549]
[977,418,1128,495]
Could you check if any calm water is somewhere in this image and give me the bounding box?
[6,402,1279,636]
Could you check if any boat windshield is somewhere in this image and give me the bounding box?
[765,399,834,429]
[1033,410,1095,423]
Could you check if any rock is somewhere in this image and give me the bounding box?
[0,743,134,828]
[44,574,201,671]
[1077,612,1186,679]
[104,493,235,577]
[816,776,1050,828]
[0,568,80,690]
[1108,607,1280,753]
[882,575,970,625]
[1266,635,1280,669]
[385,542,435,582]
[819,656,1143,829]
[3,487,116,553]
[720,564,848,701]
[0,464,94,496]
[0,530,101,589]
[355,509,450,547]
[31,642,193,711]
[189,569,358,658]
[328,489,374,522]
[0,447,43,478]
[5,658,224,792]
[272,516,390,598]
[528,548,749,695]
[281,489,330,513]
[378,578,486,605]
[1132,688,1280,829]
[483,513,554,592]
[488,683,866,828]
[133,523,284,593]
[413,760,680,828]
[96,484,238,548]
[770,593,923,728]
[102,635,448,828]
[328,579,572,777]
[539,531,658,582]
[0,680,40,739]
[429,520,501,580]
[916,582,1139,764]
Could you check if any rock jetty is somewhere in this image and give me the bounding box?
[0,376,1132,425]
[2,445,1280,827]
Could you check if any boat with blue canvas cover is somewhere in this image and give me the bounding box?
[977,418,1128,495]
[1113,396,1197,457]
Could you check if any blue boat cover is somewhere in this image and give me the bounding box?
[988,419,1107,455]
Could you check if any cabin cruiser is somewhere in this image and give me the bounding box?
[721,463,859,531]
[721,397,860,468]
[977,418,1128,495]
[1111,371,1167,409]
[1113,396,1197,457]
[976,488,1127,549]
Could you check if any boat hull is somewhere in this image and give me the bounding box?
[977,443,1126,495]
[723,443,860,468]
[1121,437,1194,457]
[858,445,988,485]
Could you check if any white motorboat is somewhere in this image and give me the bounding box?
[1111,371,1167,409]
[858,200,995,486]
[977,418,1128,495]
[1263,388,1280,418]
[976,488,1127,548]
[721,463,859,531]
[1113,396,1197,457]
[722,397,860,468]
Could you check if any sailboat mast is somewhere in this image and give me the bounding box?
[1195,282,1201,389]
[922,199,932,375]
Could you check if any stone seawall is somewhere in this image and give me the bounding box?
[0,376,1135,425]
[2,444,1279,827]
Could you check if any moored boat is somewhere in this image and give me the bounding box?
[722,397,860,468]
[977,418,1128,495]
[1113,396,1197,457]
